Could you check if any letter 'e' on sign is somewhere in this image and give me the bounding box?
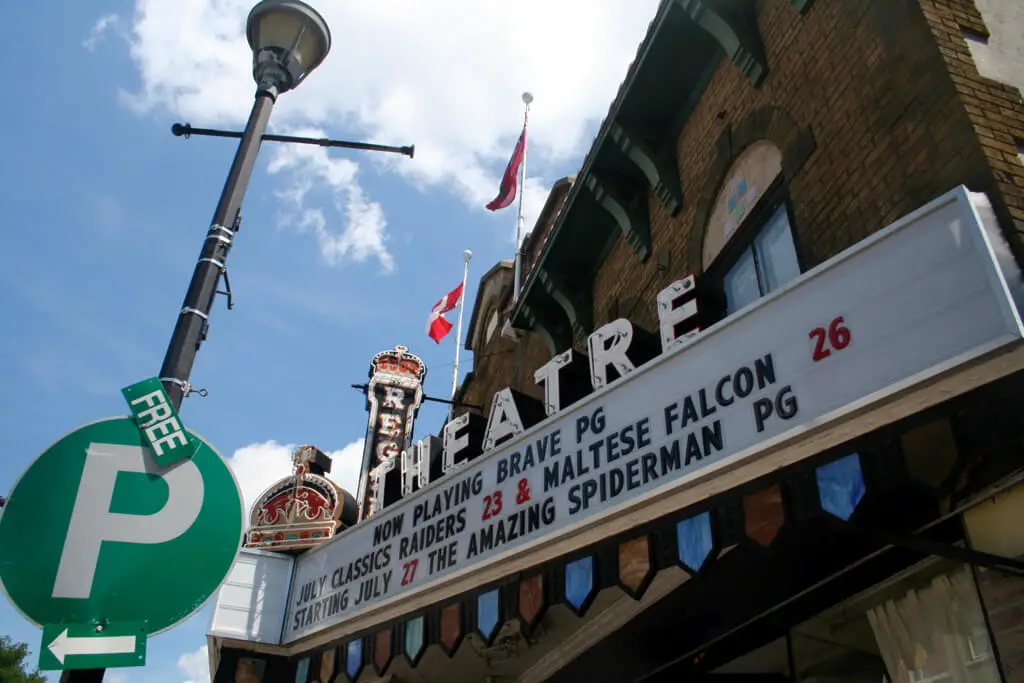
[442,412,487,473]
[657,275,704,353]
[121,378,199,467]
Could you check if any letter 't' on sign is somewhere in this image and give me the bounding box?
[482,389,546,451]
[587,319,661,389]
[442,412,487,473]
[533,349,593,416]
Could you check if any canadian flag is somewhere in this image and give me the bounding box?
[426,282,465,343]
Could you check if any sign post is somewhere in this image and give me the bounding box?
[0,417,244,671]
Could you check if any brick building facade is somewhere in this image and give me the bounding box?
[465,0,1024,401]
[453,0,1024,680]
[205,1,1024,681]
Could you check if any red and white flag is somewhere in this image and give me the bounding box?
[426,282,465,343]
[485,126,527,211]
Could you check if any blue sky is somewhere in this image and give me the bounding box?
[0,0,658,680]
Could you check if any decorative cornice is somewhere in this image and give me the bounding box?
[676,0,769,86]
[537,266,594,345]
[581,173,652,262]
[609,122,683,217]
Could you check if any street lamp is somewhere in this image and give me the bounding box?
[156,0,330,409]
[246,0,331,94]
[63,9,330,680]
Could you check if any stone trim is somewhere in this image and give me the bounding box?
[686,105,817,274]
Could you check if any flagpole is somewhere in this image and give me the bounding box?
[449,249,473,422]
[513,91,533,302]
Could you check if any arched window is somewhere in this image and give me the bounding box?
[703,140,801,313]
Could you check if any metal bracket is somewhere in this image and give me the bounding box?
[160,377,209,398]
[349,383,482,411]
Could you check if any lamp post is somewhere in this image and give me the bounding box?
[157,0,332,409]
[60,2,331,682]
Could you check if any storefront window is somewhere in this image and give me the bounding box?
[723,204,801,313]
[866,568,1000,683]
[713,562,1001,683]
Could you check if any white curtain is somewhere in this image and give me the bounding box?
[867,568,1000,683]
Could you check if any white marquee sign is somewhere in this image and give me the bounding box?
[274,188,1023,643]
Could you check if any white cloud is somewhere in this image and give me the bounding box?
[267,133,393,273]
[105,673,130,683]
[83,13,120,52]
[228,439,364,517]
[178,644,209,683]
[112,0,660,259]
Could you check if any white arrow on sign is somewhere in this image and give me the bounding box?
[48,628,137,665]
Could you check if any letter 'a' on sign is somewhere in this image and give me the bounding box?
[0,416,244,665]
[482,388,546,451]
[121,377,199,467]
[587,319,661,389]
[533,349,593,416]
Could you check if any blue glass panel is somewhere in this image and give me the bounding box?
[754,205,800,294]
[294,657,310,683]
[346,639,362,680]
[564,556,594,611]
[724,248,760,313]
[404,615,425,662]
[676,511,713,573]
[816,453,866,521]
[477,590,500,641]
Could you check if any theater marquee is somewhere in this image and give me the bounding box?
[281,187,1023,643]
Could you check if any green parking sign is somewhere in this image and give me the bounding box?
[0,417,245,670]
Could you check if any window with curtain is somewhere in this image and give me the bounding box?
[866,567,1001,683]
[722,202,801,313]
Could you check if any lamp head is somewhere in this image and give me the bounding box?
[246,0,331,94]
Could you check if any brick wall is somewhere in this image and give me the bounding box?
[456,330,551,419]
[594,0,1001,333]
[917,0,1024,261]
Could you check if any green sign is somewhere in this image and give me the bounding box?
[0,417,244,669]
[121,377,198,467]
[39,622,147,671]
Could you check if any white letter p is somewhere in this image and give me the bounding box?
[52,442,204,599]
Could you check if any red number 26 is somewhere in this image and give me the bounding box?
[809,316,851,362]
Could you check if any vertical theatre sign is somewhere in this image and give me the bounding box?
[357,346,427,520]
